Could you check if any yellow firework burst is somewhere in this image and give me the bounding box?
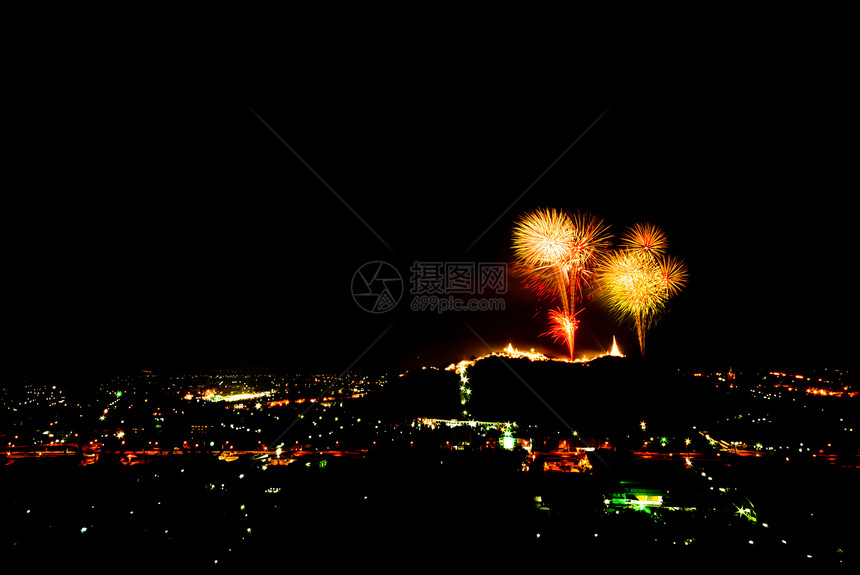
[599,246,685,357]
[512,207,575,269]
[601,250,667,317]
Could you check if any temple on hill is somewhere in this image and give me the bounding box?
[609,336,624,358]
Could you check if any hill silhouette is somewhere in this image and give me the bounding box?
[360,356,720,439]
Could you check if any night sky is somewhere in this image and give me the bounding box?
[8,42,856,378]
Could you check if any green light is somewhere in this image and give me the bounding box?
[734,502,757,523]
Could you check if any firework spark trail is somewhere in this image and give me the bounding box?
[512,208,612,359]
[542,308,581,360]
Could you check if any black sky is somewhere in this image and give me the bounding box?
[7,37,856,378]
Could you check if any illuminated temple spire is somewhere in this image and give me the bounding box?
[609,336,623,357]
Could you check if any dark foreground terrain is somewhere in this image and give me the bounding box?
[2,447,857,572]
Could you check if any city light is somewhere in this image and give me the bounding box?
[2,355,856,568]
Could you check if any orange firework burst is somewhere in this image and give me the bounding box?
[512,208,612,359]
[657,254,689,297]
[620,222,668,257]
[599,223,687,357]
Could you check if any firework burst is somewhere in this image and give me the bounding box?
[512,207,575,269]
[599,223,687,357]
[600,249,666,355]
[657,254,689,297]
[620,222,668,257]
[512,208,576,307]
[512,208,612,359]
